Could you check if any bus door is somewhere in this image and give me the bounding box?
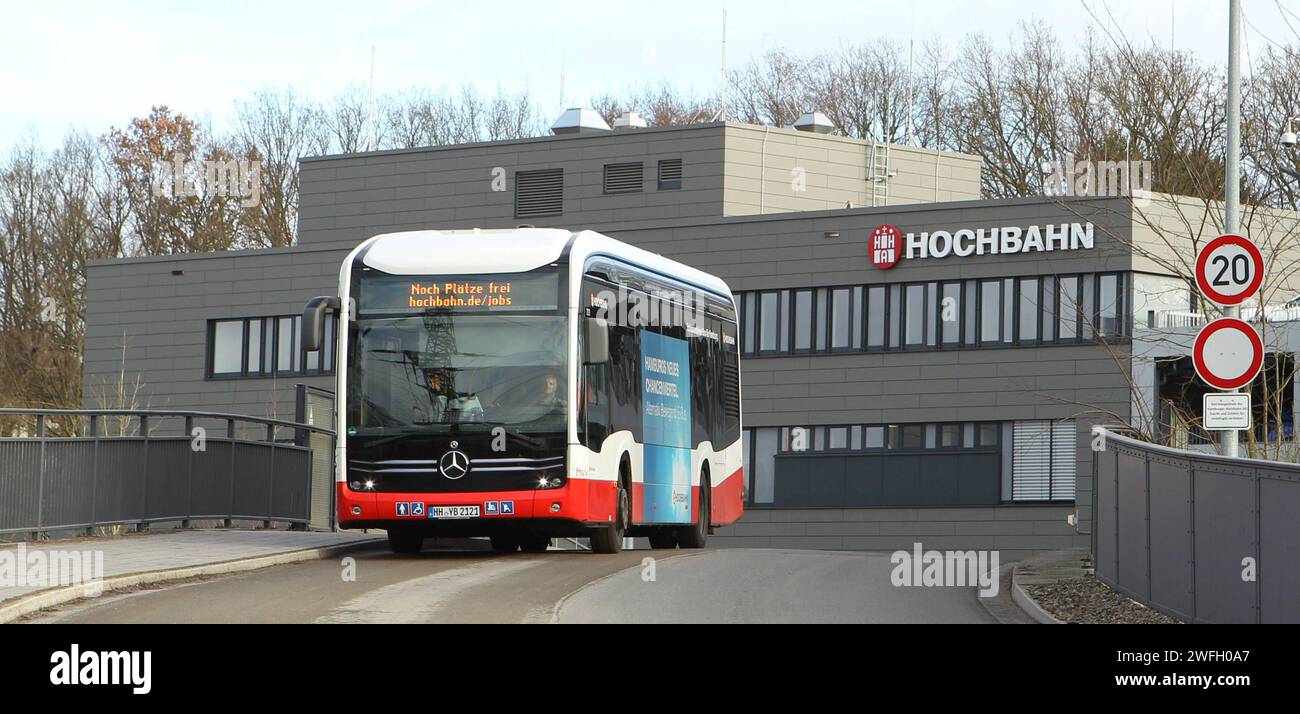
[639,329,692,524]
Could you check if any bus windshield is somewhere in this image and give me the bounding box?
[348,312,567,435]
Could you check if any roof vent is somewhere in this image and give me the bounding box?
[793,110,834,134]
[612,111,648,130]
[551,107,612,135]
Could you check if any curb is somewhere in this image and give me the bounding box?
[0,537,384,624]
[1011,565,1065,625]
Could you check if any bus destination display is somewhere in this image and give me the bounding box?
[359,272,559,313]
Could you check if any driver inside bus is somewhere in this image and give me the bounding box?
[536,369,564,415]
[425,370,450,422]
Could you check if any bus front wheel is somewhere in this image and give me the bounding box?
[590,480,629,554]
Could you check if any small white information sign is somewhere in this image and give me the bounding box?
[1203,393,1251,431]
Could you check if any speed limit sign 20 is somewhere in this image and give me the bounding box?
[1195,234,1264,305]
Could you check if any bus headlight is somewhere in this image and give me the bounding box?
[536,476,563,489]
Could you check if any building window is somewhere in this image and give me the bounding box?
[1018,278,1039,344]
[733,271,1130,359]
[657,159,683,190]
[830,287,853,350]
[1058,276,1079,341]
[962,280,978,346]
[515,168,563,218]
[1041,278,1056,342]
[809,288,824,351]
[208,314,337,379]
[904,284,926,347]
[1002,279,1015,343]
[941,282,961,346]
[866,285,885,350]
[1097,273,1123,337]
[979,279,1001,344]
[759,291,780,353]
[742,292,755,355]
[793,289,813,352]
[211,320,244,375]
[603,162,643,193]
[887,284,902,349]
[1011,420,1077,501]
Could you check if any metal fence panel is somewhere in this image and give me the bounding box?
[0,408,334,537]
[1094,446,1118,586]
[1094,429,1300,623]
[39,439,96,530]
[296,385,336,530]
[190,440,234,518]
[1116,448,1148,597]
[232,442,274,519]
[271,446,311,522]
[1192,463,1257,623]
[1147,455,1193,620]
[95,440,147,525]
[1258,475,1300,623]
[145,439,192,521]
[0,441,42,532]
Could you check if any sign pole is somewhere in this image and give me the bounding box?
[1222,0,1242,458]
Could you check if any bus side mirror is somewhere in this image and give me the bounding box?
[583,317,610,365]
[302,296,341,352]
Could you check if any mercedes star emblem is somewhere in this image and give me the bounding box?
[439,449,470,480]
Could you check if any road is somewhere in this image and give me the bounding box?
[27,546,997,624]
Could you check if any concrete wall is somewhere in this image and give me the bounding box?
[297,122,985,250]
[721,124,983,215]
[82,245,345,421]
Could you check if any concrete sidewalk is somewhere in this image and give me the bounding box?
[0,529,383,622]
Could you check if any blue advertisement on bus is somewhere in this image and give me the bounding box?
[640,330,692,524]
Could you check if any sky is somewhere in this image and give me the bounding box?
[1,0,1298,150]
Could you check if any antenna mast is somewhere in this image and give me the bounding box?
[720,9,728,122]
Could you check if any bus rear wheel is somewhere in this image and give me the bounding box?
[590,479,629,554]
[677,475,709,549]
[387,528,424,554]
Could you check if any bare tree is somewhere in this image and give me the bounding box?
[234,88,329,248]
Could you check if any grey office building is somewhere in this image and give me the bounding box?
[84,115,1225,559]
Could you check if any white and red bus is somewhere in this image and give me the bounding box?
[302,228,744,554]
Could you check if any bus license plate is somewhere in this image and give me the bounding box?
[428,505,480,519]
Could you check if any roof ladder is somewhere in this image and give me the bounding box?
[869,141,891,207]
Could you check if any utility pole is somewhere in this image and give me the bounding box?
[1222,0,1242,458]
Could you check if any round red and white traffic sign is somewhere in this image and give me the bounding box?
[1195,234,1264,306]
[869,224,902,270]
[1193,317,1263,390]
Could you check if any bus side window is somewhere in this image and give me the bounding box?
[582,362,610,447]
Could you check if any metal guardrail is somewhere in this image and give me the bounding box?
[0,407,336,538]
[1092,427,1300,623]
